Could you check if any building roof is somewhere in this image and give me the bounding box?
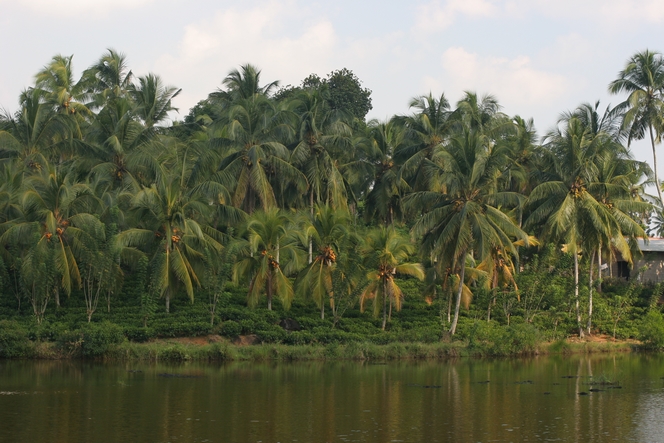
[638,238,664,252]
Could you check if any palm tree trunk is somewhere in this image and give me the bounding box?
[165,293,170,313]
[650,125,664,207]
[597,246,603,292]
[587,250,595,335]
[320,301,324,320]
[381,280,388,331]
[574,251,584,338]
[309,189,314,264]
[267,274,273,311]
[447,287,452,323]
[450,252,467,335]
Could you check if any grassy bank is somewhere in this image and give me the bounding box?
[6,335,639,362]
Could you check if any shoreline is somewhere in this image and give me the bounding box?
[17,337,638,362]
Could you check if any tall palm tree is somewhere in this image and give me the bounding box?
[609,50,664,206]
[295,205,353,319]
[393,93,453,191]
[116,163,223,312]
[232,209,303,310]
[406,127,528,334]
[80,49,134,109]
[129,74,181,128]
[526,111,648,336]
[359,227,424,330]
[0,163,104,307]
[363,120,409,226]
[360,227,424,331]
[289,85,353,213]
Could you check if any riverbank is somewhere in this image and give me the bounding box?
[15,335,637,362]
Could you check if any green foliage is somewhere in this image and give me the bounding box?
[0,320,32,358]
[463,321,541,356]
[80,322,126,356]
[639,310,664,349]
[220,320,242,338]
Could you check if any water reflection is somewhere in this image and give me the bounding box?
[0,354,663,442]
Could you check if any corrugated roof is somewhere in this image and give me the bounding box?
[638,238,664,252]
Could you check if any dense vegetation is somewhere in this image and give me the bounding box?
[1,49,664,358]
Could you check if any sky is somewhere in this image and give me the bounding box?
[1,0,663,173]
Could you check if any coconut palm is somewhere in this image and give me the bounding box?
[295,204,354,319]
[526,110,648,336]
[80,49,134,109]
[116,164,223,312]
[393,93,453,191]
[0,163,104,307]
[129,74,181,128]
[406,127,528,334]
[609,50,664,206]
[363,120,409,226]
[210,92,306,213]
[0,88,71,168]
[232,209,303,310]
[359,227,424,330]
[289,85,353,212]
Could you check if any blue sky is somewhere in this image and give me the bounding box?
[2,0,663,169]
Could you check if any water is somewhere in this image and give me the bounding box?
[1,354,664,442]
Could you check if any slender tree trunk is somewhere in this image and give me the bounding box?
[587,250,595,335]
[54,287,60,308]
[382,280,388,331]
[309,189,314,264]
[267,274,273,311]
[165,293,170,313]
[574,251,584,338]
[650,124,664,207]
[449,252,467,335]
[597,246,602,293]
[447,287,452,323]
[320,301,325,320]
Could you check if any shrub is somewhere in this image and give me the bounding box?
[80,322,125,357]
[125,327,155,343]
[0,320,32,358]
[255,327,287,343]
[283,331,315,345]
[639,310,664,349]
[220,321,242,338]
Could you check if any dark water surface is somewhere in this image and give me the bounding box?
[1,353,664,442]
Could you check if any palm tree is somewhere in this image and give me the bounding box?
[205,67,306,213]
[609,50,664,206]
[129,74,181,128]
[0,163,104,307]
[232,209,303,310]
[295,205,353,319]
[289,84,353,213]
[526,110,648,336]
[0,88,71,168]
[363,120,409,226]
[393,93,453,191]
[116,164,223,312]
[406,127,528,334]
[80,49,134,109]
[359,227,424,330]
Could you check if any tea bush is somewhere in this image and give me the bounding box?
[0,320,32,358]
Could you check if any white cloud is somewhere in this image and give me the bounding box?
[414,0,499,33]
[510,0,664,25]
[6,0,156,15]
[441,47,568,107]
[154,2,344,112]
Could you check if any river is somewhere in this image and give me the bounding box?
[1,353,663,442]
